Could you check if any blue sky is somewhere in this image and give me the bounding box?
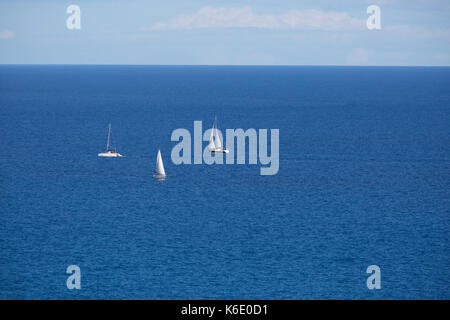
[0,0,449,65]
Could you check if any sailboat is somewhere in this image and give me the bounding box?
[153,149,166,179]
[208,116,229,153]
[98,123,123,157]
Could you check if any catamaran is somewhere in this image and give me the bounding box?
[98,123,123,157]
[208,116,229,153]
[153,149,166,179]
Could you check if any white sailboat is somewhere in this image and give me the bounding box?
[208,116,229,153]
[153,149,166,179]
[98,123,123,157]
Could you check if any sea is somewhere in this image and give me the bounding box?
[0,65,449,299]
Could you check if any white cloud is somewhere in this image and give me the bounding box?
[145,6,365,31]
[0,30,14,39]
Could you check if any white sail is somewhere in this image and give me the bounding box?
[208,116,229,153]
[214,128,222,149]
[155,149,166,176]
[209,127,216,150]
[209,116,222,150]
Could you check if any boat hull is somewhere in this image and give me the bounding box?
[211,148,229,154]
[98,152,123,157]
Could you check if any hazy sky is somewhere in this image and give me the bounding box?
[1,0,449,65]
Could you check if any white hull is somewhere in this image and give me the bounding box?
[211,148,229,154]
[98,151,123,157]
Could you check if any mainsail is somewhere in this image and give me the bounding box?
[209,127,216,150]
[155,149,166,176]
[209,116,222,150]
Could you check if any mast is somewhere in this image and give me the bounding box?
[106,123,111,151]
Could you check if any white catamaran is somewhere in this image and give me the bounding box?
[208,116,229,153]
[98,123,123,157]
[153,149,166,179]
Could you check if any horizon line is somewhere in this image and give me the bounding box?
[1,63,450,67]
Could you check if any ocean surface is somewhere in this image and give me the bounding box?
[0,65,449,299]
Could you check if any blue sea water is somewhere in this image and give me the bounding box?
[0,65,449,299]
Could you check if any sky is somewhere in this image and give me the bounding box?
[0,0,449,65]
